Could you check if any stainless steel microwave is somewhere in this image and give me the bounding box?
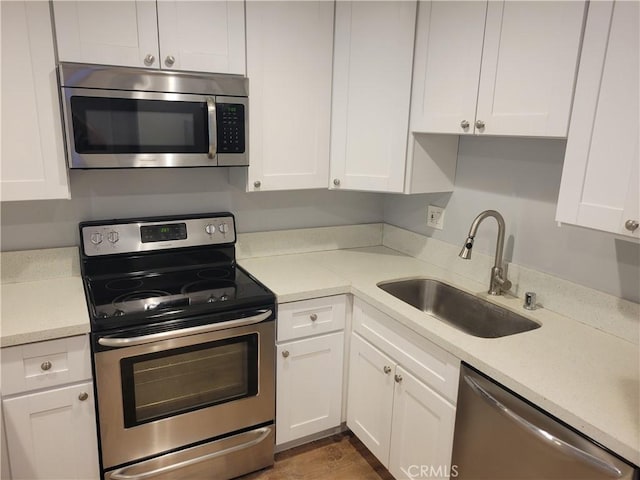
[58,62,248,169]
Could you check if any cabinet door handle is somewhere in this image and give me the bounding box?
[460,119,470,129]
[625,219,639,232]
[309,313,318,321]
[253,180,261,188]
[41,361,52,371]
[78,392,89,401]
[282,350,290,358]
[394,373,403,383]
[144,54,155,66]
[165,55,176,67]
[383,365,392,374]
[475,119,485,129]
[333,178,341,187]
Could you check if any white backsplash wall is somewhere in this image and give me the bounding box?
[383,136,640,304]
[1,168,385,251]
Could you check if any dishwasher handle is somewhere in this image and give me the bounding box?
[98,309,272,348]
[463,375,623,478]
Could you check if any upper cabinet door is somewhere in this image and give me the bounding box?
[53,0,159,68]
[475,1,586,137]
[156,1,246,74]
[244,0,333,191]
[330,1,417,193]
[1,1,70,201]
[556,1,639,239]
[410,1,486,134]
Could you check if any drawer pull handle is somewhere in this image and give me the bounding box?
[41,361,52,371]
[282,350,290,358]
[78,392,89,401]
[394,374,403,383]
[383,366,392,375]
[309,313,318,321]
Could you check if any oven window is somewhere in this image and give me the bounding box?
[70,96,209,154]
[120,334,258,427]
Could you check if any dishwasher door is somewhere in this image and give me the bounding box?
[452,364,638,480]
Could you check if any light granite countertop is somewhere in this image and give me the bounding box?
[239,246,640,467]
[1,247,90,347]
[1,244,637,466]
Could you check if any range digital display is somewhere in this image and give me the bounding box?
[140,223,187,243]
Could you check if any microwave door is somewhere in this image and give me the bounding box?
[62,89,221,168]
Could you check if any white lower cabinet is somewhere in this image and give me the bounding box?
[347,299,459,480]
[276,295,348,446]
[3,382,99,480]
[1,335,99,480]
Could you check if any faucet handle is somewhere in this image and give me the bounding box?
[523,292,537,310]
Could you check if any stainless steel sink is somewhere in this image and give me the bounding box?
[377,278,540,338]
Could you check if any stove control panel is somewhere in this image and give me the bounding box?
[81,214,236,257]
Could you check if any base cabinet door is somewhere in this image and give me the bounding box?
[389,366,456,480]
[276,332,344,445]
[346,333,395,465]
[2,382,99,480]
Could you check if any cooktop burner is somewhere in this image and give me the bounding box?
[79,213,275,332]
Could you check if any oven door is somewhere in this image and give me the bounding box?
[94,312,274,470]
[61,88,248,168]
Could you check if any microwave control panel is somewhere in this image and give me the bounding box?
[216,103,245,154]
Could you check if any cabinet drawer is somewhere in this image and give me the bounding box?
[1,335,92,395]
[277,295,347,342]
[353,298,459,403]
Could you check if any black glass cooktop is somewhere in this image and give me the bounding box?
[81,249,275,331]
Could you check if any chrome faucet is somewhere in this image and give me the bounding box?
[459,210,512,295]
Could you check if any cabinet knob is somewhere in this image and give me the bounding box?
[460,120,470,129]
[625,219,639,232]
[165,55,176,67]
[282,350,290,358]
[475,119,485,129]
[333,178,341,187]
[78,392,89,401]
[309,313,318,322]
[144,54,155,66]
[383,365,392,374]
[40,361,52,371]
[394,373,403,383]
[253,180,261,188]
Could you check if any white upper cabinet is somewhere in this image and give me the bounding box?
[556,1,639,239]
[53,1,245,74]
[330,1,418,193]
[411,1,586,137]
[1,1,70,202]
[243,1,333,191]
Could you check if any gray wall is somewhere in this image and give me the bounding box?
[2,136,638,303]
[383,136,640,303]
[0,168,384,251]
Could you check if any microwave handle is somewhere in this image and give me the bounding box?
[97,309,272,348]
[207,97,217,159]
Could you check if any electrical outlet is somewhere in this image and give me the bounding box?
[427,205,445,230]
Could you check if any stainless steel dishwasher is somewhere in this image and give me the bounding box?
[452,364,638,480]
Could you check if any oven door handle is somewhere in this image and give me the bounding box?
[97,309,272,348]
[108,426,272,480]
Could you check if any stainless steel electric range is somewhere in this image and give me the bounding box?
[79,213,276,480]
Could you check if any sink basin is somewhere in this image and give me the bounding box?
[377,278,540,338]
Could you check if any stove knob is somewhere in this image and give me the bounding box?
[113,309,125,317]
[107,231,119,244]
[207,295,218,303]
[90,232,103,245]
[218,223,229,235]
[220,294,229,301]
[205,224,216,235]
